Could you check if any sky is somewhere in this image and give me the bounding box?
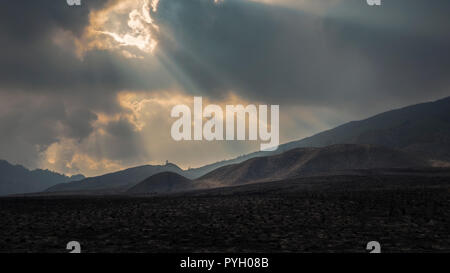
[0,0,449,177]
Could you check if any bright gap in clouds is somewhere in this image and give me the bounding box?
[81,0,230,58]
[82,0,161,58]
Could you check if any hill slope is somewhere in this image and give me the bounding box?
[127,172,194,194]
[46,163,184,193]
[0,160,84,195]
[195,144,427,188]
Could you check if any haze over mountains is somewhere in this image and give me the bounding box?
[1,96,449,196]
[0,160,84,195]
[127,144,427,195]
[46,143,430,195]
[194,144,427,189]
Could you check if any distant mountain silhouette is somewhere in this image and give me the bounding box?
[195,144,428,188]
[46,162,184,193]
[0,160,84,195]
[127,172,194,195]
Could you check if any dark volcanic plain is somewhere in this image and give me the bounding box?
[0,172,449,253]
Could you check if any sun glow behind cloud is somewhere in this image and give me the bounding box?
[69,0,231,59]
[82,0,161,58]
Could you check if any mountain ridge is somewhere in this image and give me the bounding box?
[0,160,84,195]
[45,162,185,193]
[194,144,428,189]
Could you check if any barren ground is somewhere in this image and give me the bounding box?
[0,174,449,253]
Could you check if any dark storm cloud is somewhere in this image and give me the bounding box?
[0,0,99,40]
[324,0,450,105]
[0,0,173,170]
[0,92,98,168]
[0,0,103,168]
[101,117,148,161]
[155,0,450,112]
[0,0,175,99]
